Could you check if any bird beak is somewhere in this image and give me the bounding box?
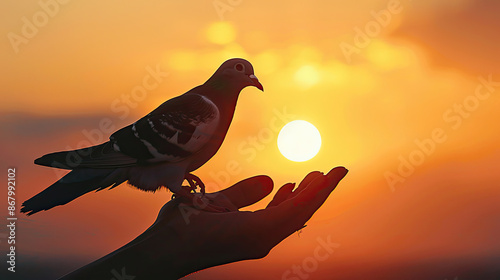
[249,74,264,91]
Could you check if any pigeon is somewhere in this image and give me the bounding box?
[21,58,263,215]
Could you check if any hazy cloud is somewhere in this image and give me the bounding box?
[393,0,500,76]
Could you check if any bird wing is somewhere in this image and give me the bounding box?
[110,93,220,164]
[34,93,220,169]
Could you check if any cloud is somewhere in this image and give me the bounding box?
[392,0,500,76]
[0,113,117,139]
[0,112,131,172]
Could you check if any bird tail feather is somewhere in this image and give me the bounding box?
[34,142,137,170]
[21,168,127,215]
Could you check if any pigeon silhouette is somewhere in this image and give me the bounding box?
[21,58,263,215]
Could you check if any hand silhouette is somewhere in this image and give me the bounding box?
[59,166,348,280]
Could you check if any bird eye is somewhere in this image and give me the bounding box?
[234,63,245,72]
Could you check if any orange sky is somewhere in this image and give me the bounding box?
[1,0,500,279]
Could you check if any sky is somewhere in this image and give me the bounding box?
[1,0,500,279]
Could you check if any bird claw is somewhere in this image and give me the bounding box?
[172,173,230,212]
[171,185,195,200]
[184,173,206,196]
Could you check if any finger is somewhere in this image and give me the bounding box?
[327,166,348,182]
[294,166,348,207]
[246,167,348,248]
[218,175,273,209]
[290,171,323,198]
[266,183,295,208]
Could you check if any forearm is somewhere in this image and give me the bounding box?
[58,227,187,280]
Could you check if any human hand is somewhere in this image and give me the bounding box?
[147,166,349,279]
[59,166,348,280]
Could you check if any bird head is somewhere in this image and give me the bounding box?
[206,58,264,93]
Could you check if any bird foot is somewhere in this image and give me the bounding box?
[184,173,206,196]
[173,186,229,213]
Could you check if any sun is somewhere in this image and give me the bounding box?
[277,120,322,162]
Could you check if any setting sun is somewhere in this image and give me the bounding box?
[277,120,322,162]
